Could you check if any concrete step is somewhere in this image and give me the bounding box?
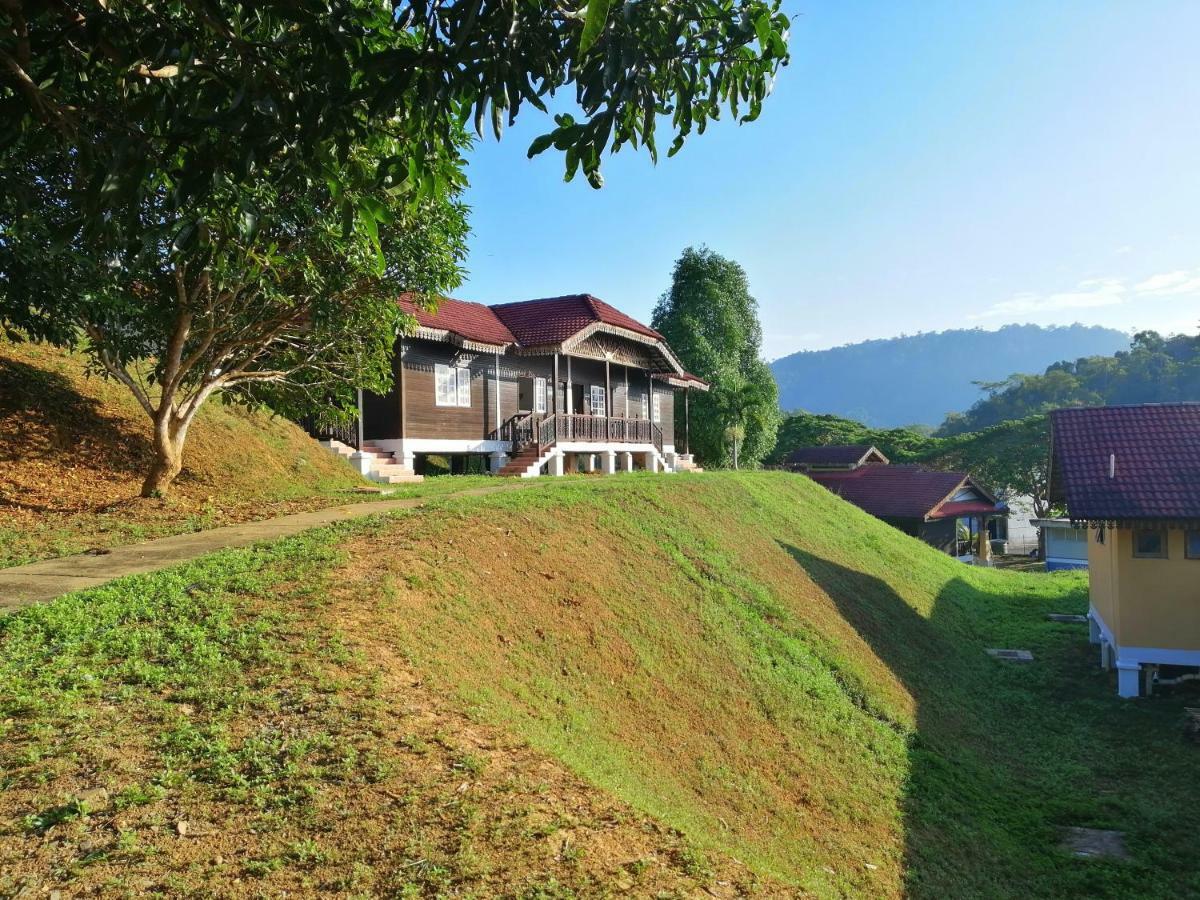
[372,464,415,476]
[369,472,424,484]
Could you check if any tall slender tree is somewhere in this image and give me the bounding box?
[653,247,780,467]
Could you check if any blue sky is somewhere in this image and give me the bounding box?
[460,1,1200,360]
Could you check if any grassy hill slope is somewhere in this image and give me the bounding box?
[2,473,1198,897]
[0,341,370,566]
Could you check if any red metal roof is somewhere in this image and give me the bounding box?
[809,465,998,521]
[491,294,663,346]
[398,294,516,347]
[1050,403,1200,523]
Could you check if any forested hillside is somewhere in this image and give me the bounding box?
[770,324,1128,427]
[939,329,1200,434]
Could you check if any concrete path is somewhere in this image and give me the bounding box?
[0,486,517,614]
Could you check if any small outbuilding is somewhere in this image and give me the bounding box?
[790,445,1007,563]
[1049,402,1200,697]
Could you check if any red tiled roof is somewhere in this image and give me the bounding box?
[809,465,984,520]
[787,445,883,467]
[491,294,662,346]
[1050,403,1200,523]
[397,294,515,347]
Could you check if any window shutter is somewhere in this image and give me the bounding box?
[456,367,471,407]
[435,364,454,406]
[535,377,547,414]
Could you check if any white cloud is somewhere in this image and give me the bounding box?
[1133,269,1200,295]
[971,267,1200,321]
[970,277,1127,319]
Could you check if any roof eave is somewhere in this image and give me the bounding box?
[412,326,512,353]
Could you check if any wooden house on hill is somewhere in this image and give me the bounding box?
[311,293,708,481]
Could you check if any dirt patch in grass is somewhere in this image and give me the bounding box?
[0,341,371,567]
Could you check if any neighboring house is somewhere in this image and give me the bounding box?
[1048,403,1200,698]
[315,293,708,479]
[790,445,1007,562]
[1030,518,1089,571]
[785,444,890,472]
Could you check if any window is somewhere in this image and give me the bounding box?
[651,390,662,424]
[640,391,649,419]
[1187,531,1200,560]
[435,364,471,408]
[590,385,607,417]
[534,377,547,414]
[1133,529,1167,559]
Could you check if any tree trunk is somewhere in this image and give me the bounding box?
[140,411,188,497]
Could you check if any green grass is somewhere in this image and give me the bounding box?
[2,472,1198,898]
[346,472,1200,898]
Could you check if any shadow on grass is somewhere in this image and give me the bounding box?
[0,356,152,506]
[782,543,1200,899]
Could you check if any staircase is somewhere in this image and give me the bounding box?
[318,439,424,484]
[497,444,557,478]
[673,453,704,473]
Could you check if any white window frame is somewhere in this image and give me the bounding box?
[435,364,471,408]
[590,385,607,417]
[640,391,649,419]
[651,390,662,424]
[534,376,547,414]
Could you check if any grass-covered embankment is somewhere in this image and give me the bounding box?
[0,340,507,568]
[2,472,1198,897]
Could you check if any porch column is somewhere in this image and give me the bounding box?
[602,450,617,475]
[624,366,629,416]
[684,388,690,455]
[566,354,573,422]
[493,351,502,433]
[548,451,564,477]
[643,450,659,473]
[620,451,634,472]
[553,353,560,415]
[356,387,364,449]
[605,358,612,417]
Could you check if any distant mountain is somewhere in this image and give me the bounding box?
[769,324,1130,428]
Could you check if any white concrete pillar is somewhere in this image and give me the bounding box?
[602,450,617,474]
[582,454,596,473]
[489,452,509,475]
[1088,613,1102,645]
[548,451,564,477]
[643,451,659,473]
[349,452,374,476]
[620,451,634,472]
[1116,661,1141,698]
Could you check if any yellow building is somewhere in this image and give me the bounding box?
[1049,403,1200,698]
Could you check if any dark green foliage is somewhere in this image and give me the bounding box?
[652,247,780,467]
[939,329,1200,435]
[770,324,1129,428]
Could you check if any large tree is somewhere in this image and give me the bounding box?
[653,246,779,467]
[0,0,790,494]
